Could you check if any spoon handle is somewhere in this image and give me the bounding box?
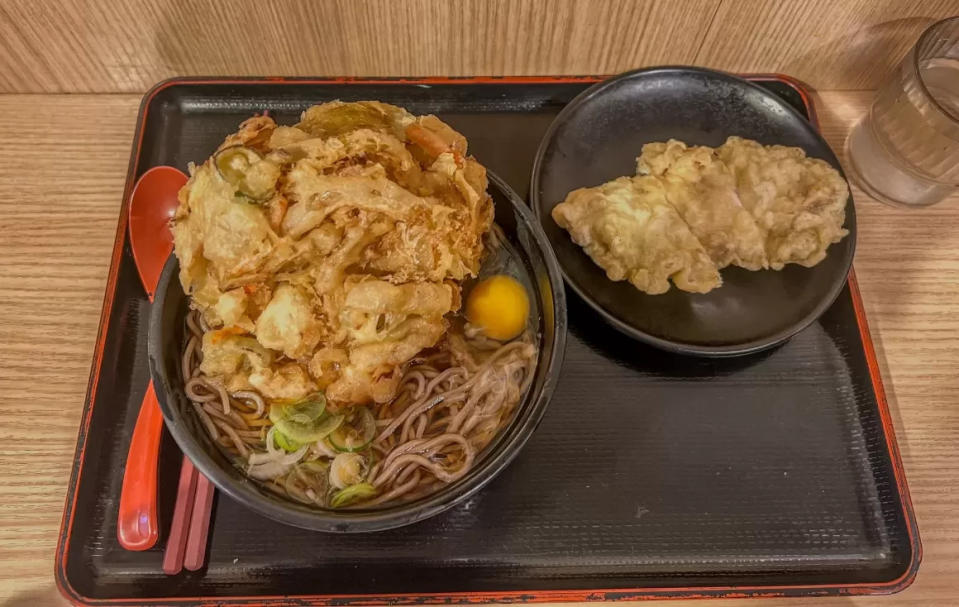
[117,381,163,551]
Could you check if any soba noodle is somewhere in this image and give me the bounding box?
[181,310,537,508]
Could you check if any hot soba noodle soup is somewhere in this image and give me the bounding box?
[171,102,538,509]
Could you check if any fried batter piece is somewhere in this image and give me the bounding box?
[553,136,849,295]
[637,140,768,271]
[717,136,848,269]
[315,279,455,404]
[172,102,493,405]
[551,176,720,294]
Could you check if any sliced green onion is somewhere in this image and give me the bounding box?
[268,394,331,443]
[328,406,376,452]
[273,429,303,453]
[274,413,343,444]
[269,394,326,424]
[330,483,378,508]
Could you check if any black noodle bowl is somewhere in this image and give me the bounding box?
[149,172,567,532]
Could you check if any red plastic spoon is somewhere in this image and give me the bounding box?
[117,166,187,551]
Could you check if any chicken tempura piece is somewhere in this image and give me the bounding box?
[717,136,849,269]
[552,176,721,294]
[637,140,768,270]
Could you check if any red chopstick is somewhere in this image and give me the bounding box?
[184,474,216,571]
[161,457,198,574]
[162,456,216,574]
[163,456,198,575]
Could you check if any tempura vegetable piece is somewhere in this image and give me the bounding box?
[200,328,316,401]
[296,100,413,139]
[219,115,276,152]
[254,283,323,359]
[211,287,252,331]
[199,331,274,393]
[213,146,281,202]
[248,362,317,401]
[322,280,454,404]
[172,163,275,292]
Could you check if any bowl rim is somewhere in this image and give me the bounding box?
[529,65,857,357]
[149,170,567,532]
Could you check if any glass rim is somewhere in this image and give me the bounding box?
[914,15,959,123]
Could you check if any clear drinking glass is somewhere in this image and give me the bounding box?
[846,17,959,207]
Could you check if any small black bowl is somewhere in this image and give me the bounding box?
[531,66,856,356]
[149,171,567,532]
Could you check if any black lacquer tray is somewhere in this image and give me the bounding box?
[57,76,919,605]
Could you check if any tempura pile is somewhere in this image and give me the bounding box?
[172,102,492,405]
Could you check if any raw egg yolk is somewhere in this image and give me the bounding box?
[466,275,530,341]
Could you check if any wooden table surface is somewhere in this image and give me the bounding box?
[0,90,957,606]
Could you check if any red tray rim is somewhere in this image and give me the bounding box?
[55,73,921,606]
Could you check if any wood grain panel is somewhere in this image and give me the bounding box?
[0,0,721,94]
[1,91,959,605]
[3,0,955,93]
[696,0,959,89]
